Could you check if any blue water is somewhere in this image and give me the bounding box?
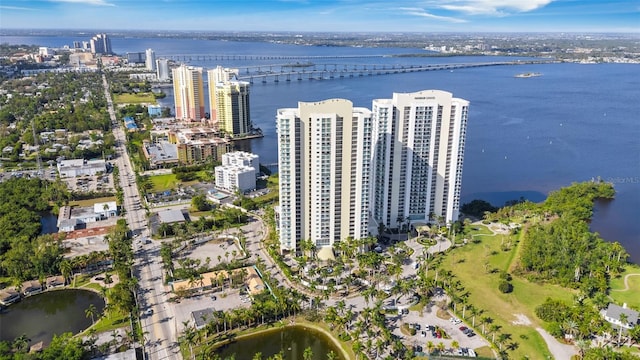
[3,35,639,262]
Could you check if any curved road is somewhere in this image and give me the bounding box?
[102,74,181,360]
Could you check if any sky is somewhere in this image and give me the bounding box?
[0,0,638,33]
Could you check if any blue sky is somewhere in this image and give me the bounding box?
[0,0,638,33]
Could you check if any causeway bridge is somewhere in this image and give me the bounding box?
[234,60,557,84]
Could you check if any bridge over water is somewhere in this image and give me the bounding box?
[161,54,390,61]
[235,60,556,84]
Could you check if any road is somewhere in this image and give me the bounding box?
[102,74,181,360]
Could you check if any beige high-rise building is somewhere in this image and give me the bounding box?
[371,90,469,228]
[172,64,205,121]
[215,81,251,136]
[207,66,238,121]
[276,99,373,254]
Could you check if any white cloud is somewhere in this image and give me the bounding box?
[399,6,467,22]
[48,0,115,6]
[432,0,555,16]
[0,5,36,10]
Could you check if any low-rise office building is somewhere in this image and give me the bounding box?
[57,159,106,178]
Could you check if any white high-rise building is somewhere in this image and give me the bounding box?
[277,99,373,254]
[89,33,111,55]
[371,90,469,228]
[156,59,170,81]
[221,151,259,171]
[145,49,156,71]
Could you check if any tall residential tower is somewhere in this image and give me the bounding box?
[145,49,156,71]
[276,99,373,255]
[90,33,112,55]
[371,90,469,228]
[207,66,252,136]
[172,64,205,121]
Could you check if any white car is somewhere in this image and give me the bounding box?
[145,308,153,315]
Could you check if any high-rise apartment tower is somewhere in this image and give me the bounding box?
[207,66,251,136]
[370,90,469,228]
[145,49,156,71]
[90,33,112,55]
[172,64,205,121]
[276,99,373,254]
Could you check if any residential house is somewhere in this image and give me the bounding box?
[46,275,66,288]
[0,288,20,306]
[21,280,43,296]
[604,303,639,330]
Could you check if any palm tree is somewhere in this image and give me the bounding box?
[489,324,501,343]
[451,340,460,353]
[85,303,97,325]
[12,334,30,353]
[563,319,579,341]
[497,333,511,350]
[436,342,446,353]
[481,316,493,335]
[303,347,314,360]
[618,313,628,346]
[426,340,435,354]
[59,259,72,284]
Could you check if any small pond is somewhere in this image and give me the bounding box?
[39,211,58,234]
[0,289,105,346]
[214,325,345,360]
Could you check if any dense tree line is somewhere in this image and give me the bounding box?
[0,332,87,360]
[516,181,627,292]
[0,178,71,281]
[460,199,498,218]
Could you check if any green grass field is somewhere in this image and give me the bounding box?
[149,174,180,192]
[113,92,156,104]
[441,224,575,359]
[609,265,640,309]
[148,172,207,192]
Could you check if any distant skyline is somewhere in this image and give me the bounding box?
[0,0,638,33]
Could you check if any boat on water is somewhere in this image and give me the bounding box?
[515,72,542,78]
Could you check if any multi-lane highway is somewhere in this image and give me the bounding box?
[102,74,182,360]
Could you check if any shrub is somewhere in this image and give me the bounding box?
[498,280,513,293]
[499,271,513,281]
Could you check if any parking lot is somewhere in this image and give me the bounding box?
[391,293,489,356]
[170,288,251,329]
[63,173,115,193]
[176,236,245,268]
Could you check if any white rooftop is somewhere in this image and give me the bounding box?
[94,201,117,213]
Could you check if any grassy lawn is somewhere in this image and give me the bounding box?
[149,172,208,192]
[441,224,575,359]
[149,173,178,191]
[113,92,156,104]
[89,308,130,334]
[609,264,640,309]
[69,196,117,207]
